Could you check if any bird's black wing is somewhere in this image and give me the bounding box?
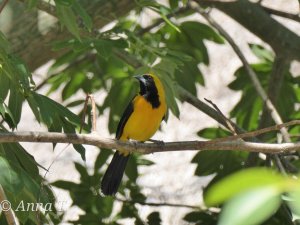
[115,96,136,140]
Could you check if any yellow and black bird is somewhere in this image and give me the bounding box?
[101,73,167,195]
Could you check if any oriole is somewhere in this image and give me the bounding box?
[101,73,167,196]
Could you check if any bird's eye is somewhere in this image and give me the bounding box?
[143,75,153,80]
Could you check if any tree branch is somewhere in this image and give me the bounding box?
[0,0,9,14]
[18,0,56,17]
[0,185,17,225]
[0,131,299,154]
[176,85,256,142]
[115,197,201,210]
[195,0,300,61]
[5,0,135,70]
[190,2,291,141]
[258,55,290,141]
[261,5,300,23]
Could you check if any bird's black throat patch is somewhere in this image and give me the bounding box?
[139,80,160,108]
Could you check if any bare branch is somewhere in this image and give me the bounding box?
[0,0,9,14]
[18,0,56,17]
[259,55,290,141]
[213,120,300,143]
[0,185,17,225]
[176,85,251,139]
[261,5,300,23]
[204,98,237,135]
[115,197,201,210]
[89,94,97,132]
[195,0,300,61]
[190,2,290,141]
[0,131,299,154]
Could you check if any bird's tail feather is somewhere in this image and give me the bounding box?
[101,151,129,195]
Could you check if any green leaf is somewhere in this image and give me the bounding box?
[72,1,93,31]
[51,180,76,190]
[8,90,24,127]
[5,143,39,179]
[192,150,245,177]
[287,190,300,220]
[169,0,178,9]
[183,211,218,224]
[0,156,22,193]
[62,72,86,100]
[1,103,16,128]
[74,144,86,161]
[197,127,231,139]
[75,162,89,181]
[136,157,154,166]
[56,3,81,40]
[147,212,162,225]
[249,43,274,62]
[218,187,281,225]
[55,0,74,6]
[26,0,38,9]
[94,150,112,172]
[205,168,285,206]
[96,197,114,218]
[0,72,9,100]
[181,21,224,44]
[94,39,113,59]
[160,13,181,33]
[125,155,138,181]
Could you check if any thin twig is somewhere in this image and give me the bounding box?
[212,120,300,143]
[0,185,17,225]
[80,95,90,134]
[80,94,97,133]
[258,55,290,141]
[115,197,201,210]
[88,94,97,132]
[137,7,191,35]
[0,0,9,14]
[204,98,237,135]
[176,86,247,136]
[190,2,291,142]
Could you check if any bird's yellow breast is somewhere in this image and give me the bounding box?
[120,95,166,141]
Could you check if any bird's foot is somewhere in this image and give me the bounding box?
[148,139,164,148]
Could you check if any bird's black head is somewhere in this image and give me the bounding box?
[134,74,160,108]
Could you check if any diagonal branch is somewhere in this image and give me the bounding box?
[261,5,300,23]
[190,2,291,142]
[0,131,299,154]
[18,0,56,17]
[0,185,17,225]
[195,0,300,61]
[0,0,9,14]
[258,55,290,140]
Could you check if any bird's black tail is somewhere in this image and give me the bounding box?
[101,151,130,196]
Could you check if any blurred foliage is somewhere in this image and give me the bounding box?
[0,0,299,224]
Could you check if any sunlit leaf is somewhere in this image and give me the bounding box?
[205,168,285,206]
[218,187,281,225]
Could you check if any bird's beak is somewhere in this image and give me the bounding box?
[134,75,146,84]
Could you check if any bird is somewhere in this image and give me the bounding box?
[101,73,167,196]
